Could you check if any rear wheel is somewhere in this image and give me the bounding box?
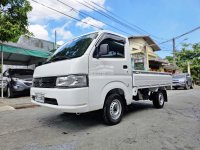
[153,91,165,109]
[102,94,124,125]
[184,83,189,90]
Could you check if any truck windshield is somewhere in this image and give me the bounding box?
[47,32,98,63]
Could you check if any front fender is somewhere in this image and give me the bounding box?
[99,81,132,108]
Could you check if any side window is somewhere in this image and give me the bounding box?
[93,38,125,58]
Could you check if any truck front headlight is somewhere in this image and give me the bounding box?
[56,75,88,88]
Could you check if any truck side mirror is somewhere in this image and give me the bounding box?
[99,44,109,56]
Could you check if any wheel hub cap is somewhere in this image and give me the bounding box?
[110,99,122,120]
[159,93,164,105]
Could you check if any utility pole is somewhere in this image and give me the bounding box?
[172,38,176,66]
[143,45,149,71]
[54,30,57,50]
[1,43,3,98]
[187,61,191,75]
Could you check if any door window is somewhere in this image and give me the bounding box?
[93,38,125,58]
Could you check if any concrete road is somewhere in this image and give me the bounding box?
[0,88,200,150]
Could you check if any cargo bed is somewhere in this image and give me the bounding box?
[132,70,172,89]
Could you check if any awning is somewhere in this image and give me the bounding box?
[149,59,168,64]
[0,43,52,66]
[0,43,52,98]
[163,65,179,70]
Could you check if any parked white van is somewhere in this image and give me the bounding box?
[31,30,172,125]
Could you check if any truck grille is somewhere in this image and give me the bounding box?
[32,96,58,105]
[173,81,179,83]
[33,77,56,88]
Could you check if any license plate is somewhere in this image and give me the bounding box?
[35,93,44,103]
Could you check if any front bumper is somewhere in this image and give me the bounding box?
[31,87,89,113]
[13,85,31,92]
[172,82,186,87]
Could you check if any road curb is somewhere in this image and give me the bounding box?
[13,103,39,109]
[0,103,39,112]
[0,105,15,112]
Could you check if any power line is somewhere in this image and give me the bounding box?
[74,0,144,35]
[174,26,200,40]
[150,25,200,57]
[57,0,132,35]
[170,26,200,65]
[31,0,200,53]
[91,1,146,33]
[175,38,188,49]
[75,0,169,46]
[30,0,172,50]
[30,0,103,30]
[30,0,163,49]
[156,26,200,46]
[90,1,166,41]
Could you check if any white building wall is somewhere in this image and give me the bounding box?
[129,38,155,54]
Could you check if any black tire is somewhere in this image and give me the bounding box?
[7,86,14,98]
[153,91,165,109]
[184,83,189,90]
[190,84,193,89]
[174,87,177,90]
[102,94,124,125]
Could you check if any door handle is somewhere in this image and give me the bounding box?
[123,65,128,69]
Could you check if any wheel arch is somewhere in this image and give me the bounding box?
[100,81,132,108]
[162,89,168,102]
[157,88,168,102]
[149,87,168,102]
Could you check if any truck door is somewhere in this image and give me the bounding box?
[88,33,132,110]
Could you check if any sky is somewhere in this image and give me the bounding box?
[27,0,200,58]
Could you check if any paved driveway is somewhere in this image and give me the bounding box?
[0,87,199,150]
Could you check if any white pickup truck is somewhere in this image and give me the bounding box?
[31,30,172,125]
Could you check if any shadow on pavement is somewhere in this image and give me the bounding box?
[39,110,104,133]
[38,102,155,133]
[127,102,154,113]
[12,92,30,98]
[0,91,30,98]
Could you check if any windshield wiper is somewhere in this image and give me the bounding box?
[47,56,71,63]
[52,56,69,61]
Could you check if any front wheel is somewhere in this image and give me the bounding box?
[153,91,165,109]
[102,94,124,125]
[7,86,14,98]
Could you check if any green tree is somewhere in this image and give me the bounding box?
[0,0,32,42]
[164,56,173,63]
[176,43,200,82]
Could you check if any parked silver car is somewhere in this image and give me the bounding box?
[172,73,193,90]
[0,69,34,97]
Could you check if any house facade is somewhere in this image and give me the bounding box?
[128,36,167,71]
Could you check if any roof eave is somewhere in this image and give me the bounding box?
[128,36,161,51]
